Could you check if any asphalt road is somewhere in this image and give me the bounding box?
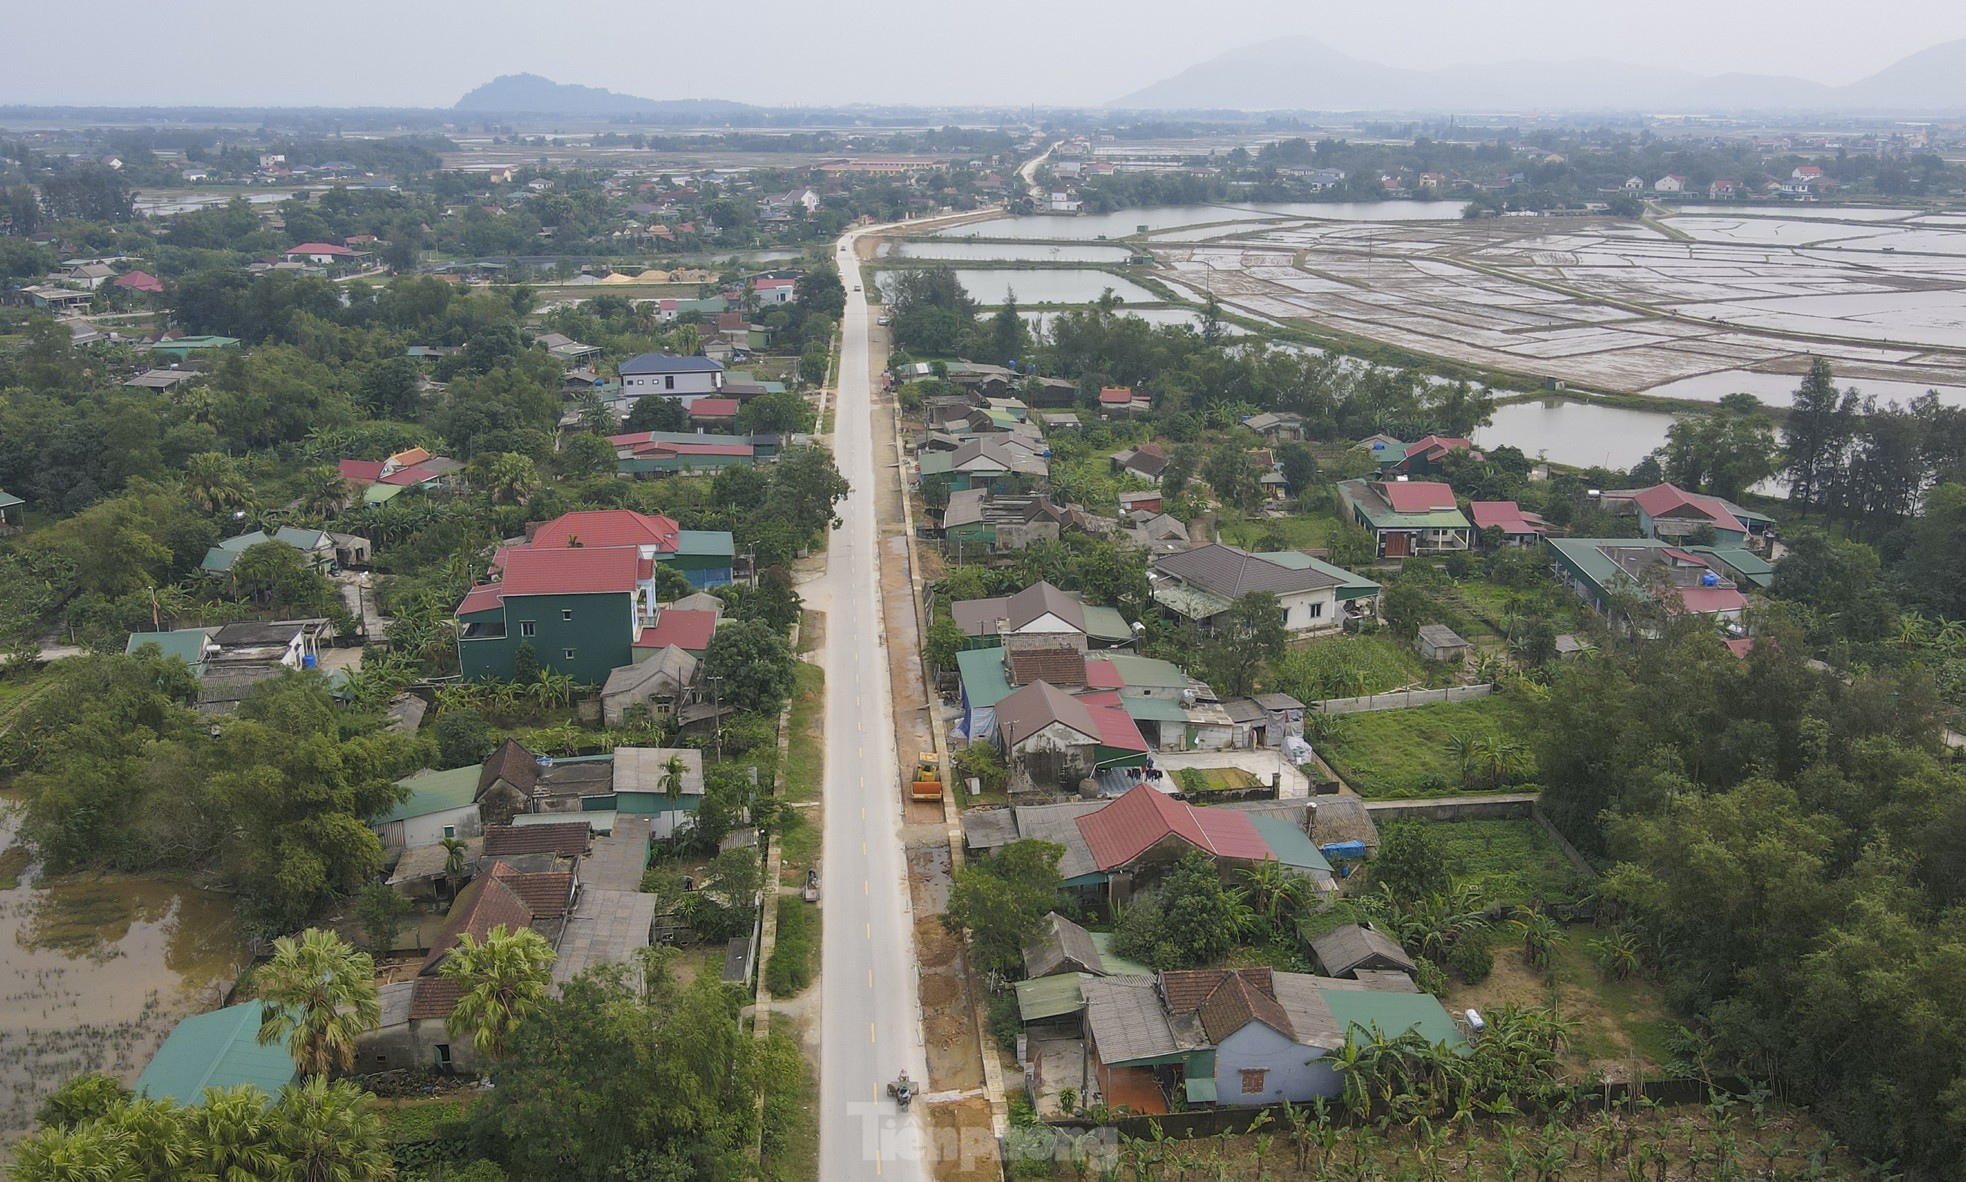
[814,225,931,1182]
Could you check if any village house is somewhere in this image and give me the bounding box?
[1654,175,1687,193]
[127,619,335,713]
[1110,442,1170,484]
[1336,479,1473,559]
[1601,482,1774,546]
[1151,544,1379,635]
[1468,500,1550,547]
[455,509,733,682]
[1390,435,1479,477]
[1546,537,1749,625]
[616,352,726,408]
[338,447,465,507]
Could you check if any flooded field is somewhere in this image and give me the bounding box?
[877,267,1158,306]
[936,200,1462,242]
[886,240,1132,264]
[1643,368,1966,408]
[0,806,247,1143]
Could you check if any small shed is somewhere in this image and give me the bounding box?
[1310,923,1417,980]
[1415,624,1471,664]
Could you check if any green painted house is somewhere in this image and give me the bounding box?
[456,510,733,682]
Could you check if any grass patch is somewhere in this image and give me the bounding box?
[1424,817,1588,906]
[1322,692,1537,797]
[1450,929,1675,1074]
[0,843,28,890]
[765,895,819,997]
[778,807,819,873]
[783,662,824,805]
[1218,511,1341,551]
[1173,766,1260,794]
[759,1022,818,1182]
[1271,632,1427,701]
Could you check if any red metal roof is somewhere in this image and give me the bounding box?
[1468,500,1547,533]
[286,242,358,256]
[112,270,164,292]
[528,510,680,552]
[338,459,386,484]
[1672,586,1748,615]
[1630,483,1746,535]
[635,609,717,651]
[1098,387,1134,404]
[456,584,505,616]
[377,461,445,487]
[1084,660,1125,690]
[496,547,641,596]
[689,397,741,418]
[1380,481,1457,513]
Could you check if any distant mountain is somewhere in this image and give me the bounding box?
[1112,37,1966,113]
[454,73,758,119]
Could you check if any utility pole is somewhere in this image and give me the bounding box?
[707,674,724,762]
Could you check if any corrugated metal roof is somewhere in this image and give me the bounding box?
[135,1003,296,1105]
[376,765,481,825]
[1016,973,1090,1022]
[956,647,1014,709]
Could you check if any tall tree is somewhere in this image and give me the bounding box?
[440,923,558,1063]
[255,928,382,1079]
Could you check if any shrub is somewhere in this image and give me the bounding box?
[434,708,493,769]
[766,896,818,996]
[1448,937,1493,985]
[988,990,1021,1055]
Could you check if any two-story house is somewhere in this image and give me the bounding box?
[1336,479,1473,559]
[617,352,725,409]
[456,510,733,682]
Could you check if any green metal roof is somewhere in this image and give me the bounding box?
[676,530,735,558]
[1080,605,1133,644]
[1546,537,1665,598]
[1251,816,1333,873]
[151,335,240,353]
[918,452,954,477]
[363,483,405,505]
[200,546,243,573]
[1086,932,1151,976]
[1713,497,1775,526]
[957,647,1013,709]
[1689,546,1773,588]
[1094,653,1187,690]
[1015,973,1089,1022]
[1320,989,1464,1049]
[1338,480,1471,532]
[0,489,22,510]
[125,628,210,670]
[1121,695,1190,724]
[1183,1075,1218,1104]
[1265,551,1381,601]
[135,1003,296,1105]
[376,765,481,825]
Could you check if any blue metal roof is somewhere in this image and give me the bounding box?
[619,352,725,375]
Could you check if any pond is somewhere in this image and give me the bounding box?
[878,267,1159,306]
[1480,398,1678,472]
[987,306,1247,335]
[0,805,249,1143]
[886,240,1133,264]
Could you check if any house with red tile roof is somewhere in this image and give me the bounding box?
[282,242,367,265]
[111,269,164,294]
[456,510,733,682]
[1546,537,1749,626]
[1609,482,1775,546]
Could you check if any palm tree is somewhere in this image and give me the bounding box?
[298,466,353,519]
[662,751,690,807]
[671,323,703,356]
[268,1076,394,1182]
[1509,908,1562,972]
[439,836,469,901]
[6,1120,139,1182]
[183,451,254,516]
[184,1084,288,1181]
[108,1095,195,1180]
[439,923,558,1063]
[254,928,381,1079]
[479,452,541,505]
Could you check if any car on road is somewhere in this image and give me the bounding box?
[853,285,861,291]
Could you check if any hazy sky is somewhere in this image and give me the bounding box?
[9,0,1965,108]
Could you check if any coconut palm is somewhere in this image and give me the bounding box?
[183,452,255,516]
[108,1095,195,1180]
[440,923,558,1063]
[267,1076,394,1182]
[254,928,381,1079]
[439,836,469,900]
